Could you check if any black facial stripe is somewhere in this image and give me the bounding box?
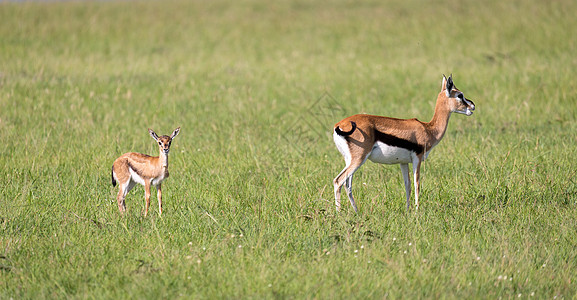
[374,130,424,154]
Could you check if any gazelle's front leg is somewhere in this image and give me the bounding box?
[400,164,411,210]
[144,180,152,217]
[156,183,162,216]
[412,156,422,210]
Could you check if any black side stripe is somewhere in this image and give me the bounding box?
[374,130,424,154]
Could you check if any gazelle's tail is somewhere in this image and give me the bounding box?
[334,121,356,136]
[111,166,117,187]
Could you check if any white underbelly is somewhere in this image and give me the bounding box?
[129,168,146,185]
[367,142,413,164]
[129,167,167,187]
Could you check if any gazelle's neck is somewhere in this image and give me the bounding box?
[426,92,452,144]
[159,151,169,168]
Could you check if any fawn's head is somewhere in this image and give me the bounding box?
[441,74,475,116]
[149,127,180,155]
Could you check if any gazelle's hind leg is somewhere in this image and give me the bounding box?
[116,187,126,214]
[333,167,347,211]
[400,164,411,210]
[333,133,351,211]
[117,179,136,214]
[333,155,368,213]
[333,132,371,212]
[345,174,358,212]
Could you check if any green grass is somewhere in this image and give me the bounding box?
[1,0,577,298]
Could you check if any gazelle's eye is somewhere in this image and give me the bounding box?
[158,142,162,145]
[457,94,464,101]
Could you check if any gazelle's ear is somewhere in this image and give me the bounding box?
[149,128,160,141]
[170,127,180,139]
[442,74,454,96]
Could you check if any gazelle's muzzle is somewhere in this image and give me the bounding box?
[465,98,475,116]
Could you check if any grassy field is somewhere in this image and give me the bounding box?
[1,0,577,298]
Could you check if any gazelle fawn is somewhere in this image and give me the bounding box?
[333,75,475,212]
[112,127,180,216]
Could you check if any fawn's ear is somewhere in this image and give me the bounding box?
[170,127,180,139]
[149,128,160,141]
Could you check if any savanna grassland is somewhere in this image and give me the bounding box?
[1,0,576,298]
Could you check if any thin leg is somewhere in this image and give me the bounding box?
[117,180,135,214]
[412,157,422,210]
[144,180,151,217]
[117,187,126,214]
[333,157,367,213]
[156,183,162,216]
[333,167,348,211]
[345,174,358,213]
[400,163,411,210]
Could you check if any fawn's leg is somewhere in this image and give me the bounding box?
[156,183,163,216]
[117,180,136,214]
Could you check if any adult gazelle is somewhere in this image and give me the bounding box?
[332,75,475,212]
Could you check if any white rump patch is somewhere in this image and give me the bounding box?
[333,131,351,166]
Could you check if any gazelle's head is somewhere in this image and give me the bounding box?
[441,74,475,116]
[149,127,180,155]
